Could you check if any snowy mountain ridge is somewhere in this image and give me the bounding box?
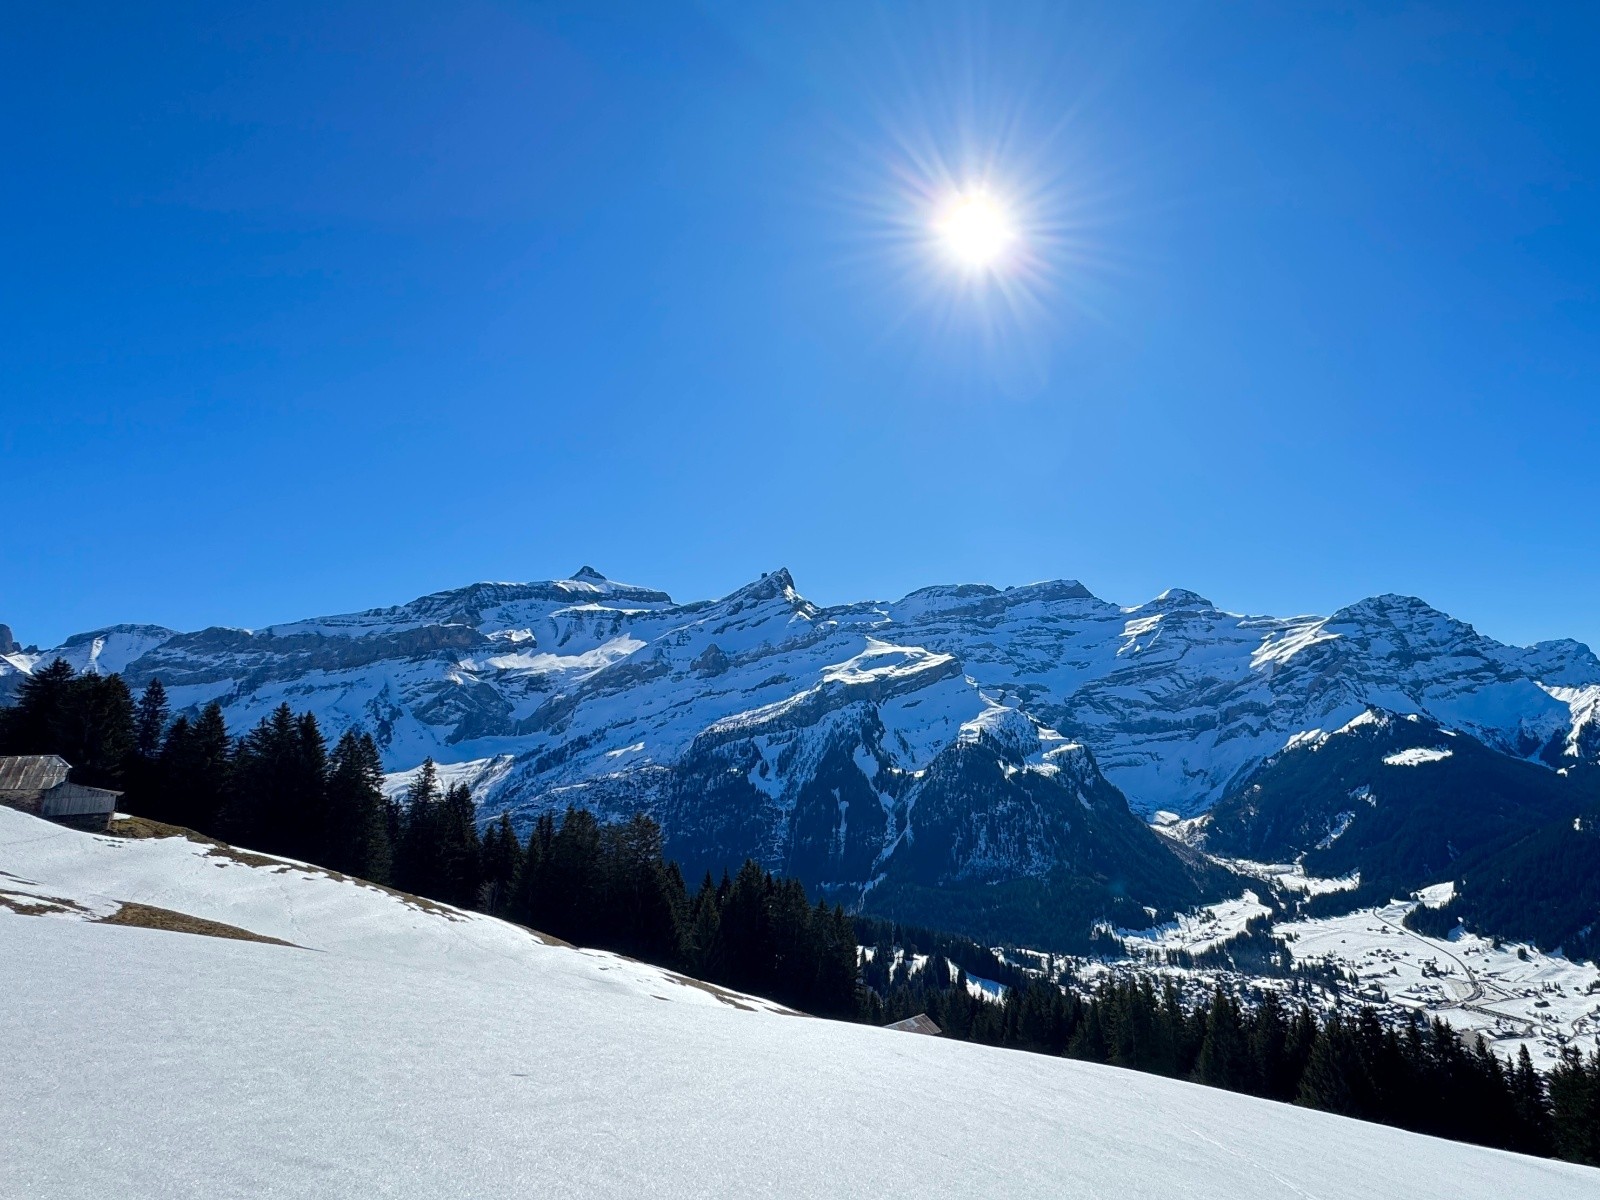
[6,566,1594,818]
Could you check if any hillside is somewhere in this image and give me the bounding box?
[2,805,1594,1199]
[1203,708,1585,901]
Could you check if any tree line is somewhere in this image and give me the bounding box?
[0,661,858,1017]
[861,931,1600,1166]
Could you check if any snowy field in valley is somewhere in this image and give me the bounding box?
[1277,899,1600,1066]
[1110,868,1600,1068]
[3,808,1596,1199]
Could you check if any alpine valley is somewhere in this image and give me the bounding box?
[5,567,1599,952]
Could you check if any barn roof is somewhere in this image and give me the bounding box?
[0,755,71,793]
[885,1013,943,1037]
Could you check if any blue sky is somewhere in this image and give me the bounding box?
[3,2,1597,650]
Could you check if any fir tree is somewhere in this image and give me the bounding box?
[478,812,523,916]
[0,657,76,754]
[132,679,170,759]
[394,759,443,896]
[435,782,483,908]
[324,729,392,883]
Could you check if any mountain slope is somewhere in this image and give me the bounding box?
[1204,708,1585,899]
[6,567,1597,944]
[2,806,1593,1200]
[7,568,1593,816]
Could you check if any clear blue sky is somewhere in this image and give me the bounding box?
[3,2,1597,650]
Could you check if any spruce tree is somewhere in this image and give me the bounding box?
[436,782,483,908]
[225,704,300,851]
[132,679,169,759]
[60,671,135,787]
[325,729,392,883]
[0,657,75,754]
[395,758,443,897]
[1298,1015,1359,1116]
[478,812,523,916]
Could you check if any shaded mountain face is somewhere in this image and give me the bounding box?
[3,567,1596,944]
[1203,709,1586,900]
[1418,774,1600,958]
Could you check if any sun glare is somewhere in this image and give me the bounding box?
[935,188,1015,269]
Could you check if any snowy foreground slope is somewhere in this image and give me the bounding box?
[3,808,1594,1200]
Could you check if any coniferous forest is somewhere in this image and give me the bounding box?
[2,661,1598,1166]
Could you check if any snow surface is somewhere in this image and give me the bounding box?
[1278,900,1600,1067]
[1119,891,1273,956]
[4,808,1595,1199]
[1113,865,1600,1069]
[1382,747,1454,767]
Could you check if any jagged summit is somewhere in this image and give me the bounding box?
[570,565,608,583]
[1146,587,1214,610]
[1004,578,1097,603]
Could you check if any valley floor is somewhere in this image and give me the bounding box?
[1109,864,1600,1068]
[3,809,1596,1198]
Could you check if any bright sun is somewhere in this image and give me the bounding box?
[935,187,1015,269]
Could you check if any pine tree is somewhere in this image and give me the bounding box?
[132,679,169,759]
[436,782,482,908]
[325,729,392,883]
[1194,988,1255,1093]
[394,759,443,896]
[478,812,523,916]
[1298,1014,1360,1116]
[0,657,76,754]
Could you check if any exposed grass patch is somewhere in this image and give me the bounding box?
[0,890,88,917]
[97,901,301,947]
[105,814,209,843]
[106,813,465,918]
[102,814,578,940]
[658,968,801,1015]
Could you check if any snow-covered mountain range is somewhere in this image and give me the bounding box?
[6,567,1598,941]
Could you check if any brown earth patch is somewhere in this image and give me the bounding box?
[96,901,301,947]
[102,815,576,938]
[0,890,89,917]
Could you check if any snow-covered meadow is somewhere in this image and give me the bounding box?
[3,806,1596,1199]
[1105,868,1600,1068]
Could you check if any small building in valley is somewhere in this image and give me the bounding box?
[0,756,120,832]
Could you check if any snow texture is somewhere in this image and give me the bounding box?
[2,806,1595,1199]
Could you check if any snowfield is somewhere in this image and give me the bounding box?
[1109,870,1600,1069]
[1278,900,1600,1067]
[3,808,1595,1199]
